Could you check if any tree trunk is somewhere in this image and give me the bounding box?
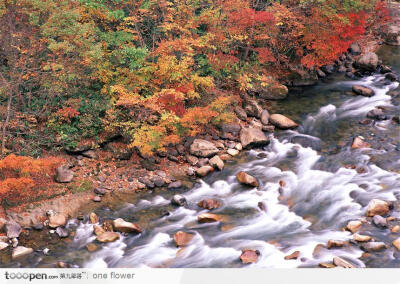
[0,89,13,156]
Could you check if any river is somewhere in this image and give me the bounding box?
[2,45,400,268]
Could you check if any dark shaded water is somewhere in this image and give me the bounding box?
[2,45,400,268]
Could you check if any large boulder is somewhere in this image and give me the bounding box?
[209,155,224,171]
[189,139,219,158]
[249,83,289,100]
[352,85,375,97]
[269,114,298,130]
[382,24,400,46]
[355,52,379,71]
[55,165,74,183]
[112,218,141,234]
[366,199,390,217]
[236,171,259,187]
[244,100,263,118]
[105,142,133,160]
[240,127,269,148]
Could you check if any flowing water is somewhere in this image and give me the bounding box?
[3,46,400,268]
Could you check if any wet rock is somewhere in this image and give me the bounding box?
[367,108,387,120]
[236,171,258,187]
[89,212,99,224]
[196,165,214,177]
[319,263,336,268]
[173,231,194,247]
[49,214,67,228]
[234,106,247,121]
[353,234,372,242]
[56,227,69,238]
[393,238,400,251]
[316,69,326,78]
[269,114,298,130]
[385,72,398,81]
[355,52,379,72]
[260,110,270,125]
[186,155,199,166]
[348,43,361,55]
[327,240,345,249]
[96,231,120,243]
[189,139,219,158]
[171,195,187,207]
[93,225,106,236]
[333,257,355,268]
[290,135,321,151]
[113,218,141,234]
[56,261,71,268]
[94,187,107,195]
[82,150,97,159]
[360,242,387,252]
[209,155,224,171]
[227,149,239,156]
[240,249,259,264]
[244,100,263,118]
[235,143,243,151]
[258,201,267,212]
[284,251,300,260]
[346,220,362,233]
[197,199,221,210]
[351,136,370,149]
[197,213,220,223]
[352,85,375,97]
[86,243,99,252]
[55,165,74,183]
[240,127,269,149]
[372,215,388,228]
[366,199,390,217]
[0,242,8,250]
[250,83,288,100]
[391,225,400,233]
[168,181,182,189]
[12,246,33,259]
[5,222,22,238]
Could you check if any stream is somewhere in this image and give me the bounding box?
[3,45,400,268]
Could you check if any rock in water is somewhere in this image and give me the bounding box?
[284,251,300,260]
[240,250,259,264]
[352,85,375,97]
[49,214,67,228]
[89,212,99,224]
[240,127,269,148]
[260,110,270,125]
[189,139,219,158]
[236,171,259,187]
[0,242,9,250]
[93,225,106,236]
[355,52,379,71]
[327,240,345,249]
[393,238,400,251]
[171,195,187,207]
[360,242,387,252]
[56,227,69,238]
[55,165,74,183]
[197,213,220,223]
[196,165,214,177]
[269,114,298,130]
[333,257,355,268]
[372,215,387,228]
[168,181,182,189]
[112,218,141,234]
[96,232,120,243]
[5,222,22,238]
[351,136,370,149]
[12,246,33,259]
[366,199,390,217]
[173,231,194,247]
[209,155,224,171]
[197,199,221,210]
[353,234,371,242]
